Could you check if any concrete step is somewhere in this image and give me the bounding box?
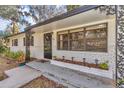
[0,66,41,88]
[26,62,114,88]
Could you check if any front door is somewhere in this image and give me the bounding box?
[44,33,52,59]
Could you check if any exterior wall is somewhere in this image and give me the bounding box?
[7,11,116,79]
[30,32,44,59]
[52,18,116,79]
[8,33,26,53]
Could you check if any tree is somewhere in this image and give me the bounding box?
[66,5,80,11]
[0,5,80,35]
[0,6,19,34]
[18,5,67,24]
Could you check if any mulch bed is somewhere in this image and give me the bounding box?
[36,59,49,63]
[21,75,65,88]
[0,56,19,81]
[0,72,8,81]
[55,58,108,70]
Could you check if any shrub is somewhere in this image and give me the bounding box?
[0,45,7,54]
[4,50,25,62]
[118,78,124,85]
[99,61,109,70]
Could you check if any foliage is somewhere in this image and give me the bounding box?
[66,5,80,11]
[4,50,25,62]
[99,61,109,70]
[0,6,18,20]
[0,6,20,35]
[53,56,57,60]
[118,78,124,85]
[18,5,67,25]
[0,45,7,54]
[0,5,80,35]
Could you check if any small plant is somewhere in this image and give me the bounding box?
[4,50,25,62]
[118,78,124,85]
[99,61,109,70]
[53,56,57,60]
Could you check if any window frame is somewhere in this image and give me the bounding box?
[30,36,34,46]
[12,39,18,46]
[57,23,108,52]
[23,37,26,46]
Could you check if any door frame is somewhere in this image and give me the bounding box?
[43,32,52,59]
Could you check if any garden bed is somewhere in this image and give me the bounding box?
[21,75,65,88]
[0,56,19,81]
[0,72,8,81]
[54,58,109,70]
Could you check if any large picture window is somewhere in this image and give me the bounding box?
[57,23,107,52]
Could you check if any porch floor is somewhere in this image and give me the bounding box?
[26,61,115,88]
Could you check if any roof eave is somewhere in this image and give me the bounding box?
[25,5,100,31]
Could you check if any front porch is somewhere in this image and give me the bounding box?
[26,60,115,88]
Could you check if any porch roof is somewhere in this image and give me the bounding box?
[25,5,100,31]
[6,5,100,38]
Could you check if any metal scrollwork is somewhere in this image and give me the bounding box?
[116,5,124,88]
[96,5,116,15]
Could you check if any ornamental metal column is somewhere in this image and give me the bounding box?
[116,5,124,87]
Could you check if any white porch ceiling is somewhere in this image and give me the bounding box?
[31,9,115,33]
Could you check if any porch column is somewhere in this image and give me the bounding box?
[25,29,31,62]
[116,5,124,87]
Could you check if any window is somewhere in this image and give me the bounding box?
[23,38,26,46]
[70,28,85,50]
[85,24,107,52]
[57,31,69,50]
[12,39,18,46]
[12,40,14,46]
[30,36,34,46]
[57,23,107,52]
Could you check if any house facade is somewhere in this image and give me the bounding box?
[6,6,116,80]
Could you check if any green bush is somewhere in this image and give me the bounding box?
[0,45,7,54]
[118,78,124,85]
[99,61,109,70]
[4,50,25,61]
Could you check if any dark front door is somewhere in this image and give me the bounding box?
[44,33,52,59]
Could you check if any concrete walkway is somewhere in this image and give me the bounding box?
[0,66,41,88]
[26,61,115,88]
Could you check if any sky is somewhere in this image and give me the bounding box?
[0,5,67,33]
[0,18,11,31]
[0,6,35,32]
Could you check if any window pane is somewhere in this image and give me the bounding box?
[30,36,34,46]
[86,38,107,52]
[86,29,106,38]
[23,38,26,46]
[14,39,18,46]
[86,23,107,30]
[70,31,84,50]
[57,32,68,50]
[70,40,84,50]
[85,23,107,52]
[70,31,84,39]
